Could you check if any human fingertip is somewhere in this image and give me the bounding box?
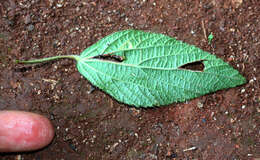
[0,110,55,152]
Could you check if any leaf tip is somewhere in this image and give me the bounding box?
[241,75,247,84]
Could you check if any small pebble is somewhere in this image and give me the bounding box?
[27,24,34,31]
[24,15,31,24]
[197,101,203,108]
[57,3,63,8]
[166,152,177,159]
[249,79,254,83]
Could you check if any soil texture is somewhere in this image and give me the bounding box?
[0,0,259,159]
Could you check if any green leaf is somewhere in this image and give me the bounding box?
[208,32,214,44]
[17,30,246,107]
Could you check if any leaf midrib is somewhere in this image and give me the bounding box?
[80,58,241,80]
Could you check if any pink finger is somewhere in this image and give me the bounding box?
[0,110,55,152]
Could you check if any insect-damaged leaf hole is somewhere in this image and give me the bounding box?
[179,60,205,71]
[93,54,125,62]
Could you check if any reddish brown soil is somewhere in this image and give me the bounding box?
[0,0,259,159]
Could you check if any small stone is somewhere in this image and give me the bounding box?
[87,85,95,94]
[231,0,243,8]
[24,15,31,24]
[134,133,138,138]
[197,101,203,108]
[37,90,41,95]
[230,28,235,32]
[129,108,140,116]
[27,24,34,31]
[57,3,63,8]
[166,152,177,159]
[48,0,54,6]
[249,79,254,83]
[147,138,152,143]
[16,155,22,160]
[6,19,14,26]
[105,145,110,150]
[241,105,246,109]
[107,16,111,22]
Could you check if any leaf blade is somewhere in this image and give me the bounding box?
[77,30,246,107]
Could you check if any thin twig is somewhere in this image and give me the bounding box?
[201,20,207,41]
[183,146,197,152]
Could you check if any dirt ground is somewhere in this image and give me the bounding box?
[0,0,259,159]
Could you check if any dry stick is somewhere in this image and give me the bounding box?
[201,20,207,41]
[183,146,197,152]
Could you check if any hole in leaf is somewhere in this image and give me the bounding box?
[93,54,125,62]
[179,60,205,71]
